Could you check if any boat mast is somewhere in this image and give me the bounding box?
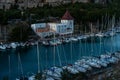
[90,23,93,56]
[70,33,73,64]
[37,41,40,73]
[45,49,48,69]
[56,44,62,66]
[79,28,82,58]
[84,25,87,56]
[53,32,56,66]
[62,44,67,65]
[113,15,115,52]
[111,15,115,53]
[99,19,102,55]
[18,53,24,78]
[8,55,11,79]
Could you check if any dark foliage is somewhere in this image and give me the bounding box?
[8,22,32,42]
[61,69,87,80]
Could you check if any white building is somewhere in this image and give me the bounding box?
[31,23,54,38]
[31,11,74,38]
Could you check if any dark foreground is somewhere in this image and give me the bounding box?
[88,61,120,80]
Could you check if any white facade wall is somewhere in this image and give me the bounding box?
[61,20,74,34]
[48,23,57,32]
[56,23,66,34]
[31,23,46,30]
[48,21,74,35]
[61,20,69,23]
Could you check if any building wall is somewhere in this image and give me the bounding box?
[0,0,90,9]
[31,23,46,29]
[0,0,14,3]
[77,0,89,3]
[45,0,90,3]
[45,0,61,3]
[56,24,65,34]
[48,19,74,35]
[48,23,57,31]
[61,20,74,34]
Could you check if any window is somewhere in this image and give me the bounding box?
[59,28,61,33]
[70,21,72,27]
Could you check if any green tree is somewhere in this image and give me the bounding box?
[8,22,32,42]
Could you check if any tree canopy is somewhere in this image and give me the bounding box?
[8,22,32,42]
[0,1,120,25]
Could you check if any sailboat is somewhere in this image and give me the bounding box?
[63,65,79,74]
[69,37,78,42]
[62,38,71,44]
[0,44,6,50]
[10,42,17,49]
[42,41,49,46]
[74,60,92,71]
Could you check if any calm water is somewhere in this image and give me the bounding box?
[0,34,120,80]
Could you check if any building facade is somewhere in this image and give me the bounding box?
[31,11,74,38]
[0,0,90,9]
[31,23,54,38]
[0,0,14,3]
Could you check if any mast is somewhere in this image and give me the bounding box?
[45,48,48,69]
[8,55,11,79]
[111,15,115,53]
[56,44,62,66]
[84,25,87,56]
[113,15,116,52]
[62,44,67,65]
[70,33,73,64]
[18,53,24,78]
[37,41,40,73]
[53,32,55,66]
[99,19,102,55]
[90,23,93,56]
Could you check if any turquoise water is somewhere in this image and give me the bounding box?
[0,34,120,80]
